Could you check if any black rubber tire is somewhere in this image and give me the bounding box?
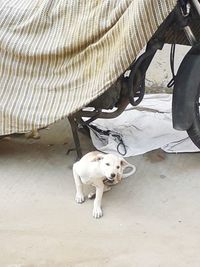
[187,87,200,149]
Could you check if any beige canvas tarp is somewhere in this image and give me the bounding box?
[0,0,177,135]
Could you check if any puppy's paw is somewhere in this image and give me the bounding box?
[75,193,85,204]
[93,207,103,219]
[88,192,96,199]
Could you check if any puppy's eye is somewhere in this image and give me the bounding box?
[106,163,110,166]
[116,166,120,169]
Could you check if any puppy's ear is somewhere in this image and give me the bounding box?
[91,154,104,162]
[120,159,129,168]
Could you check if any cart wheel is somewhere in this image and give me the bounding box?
[187,86,200,148]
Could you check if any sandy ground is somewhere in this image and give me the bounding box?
[0,119,200,267]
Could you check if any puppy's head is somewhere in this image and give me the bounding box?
[96,153,129,181]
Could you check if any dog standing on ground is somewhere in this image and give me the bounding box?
[73,151,136,218]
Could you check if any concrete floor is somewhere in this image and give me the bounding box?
[0,120,200,267]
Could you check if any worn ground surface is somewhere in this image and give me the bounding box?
[0,119,200,267]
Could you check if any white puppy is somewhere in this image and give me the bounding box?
[73,151,136,218]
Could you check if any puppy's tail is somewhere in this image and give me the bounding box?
[122,164,136,179]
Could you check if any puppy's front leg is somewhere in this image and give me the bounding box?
[73,165,84,203]
[93,181,104,219]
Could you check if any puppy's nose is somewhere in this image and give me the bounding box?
[111,173,115,178]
